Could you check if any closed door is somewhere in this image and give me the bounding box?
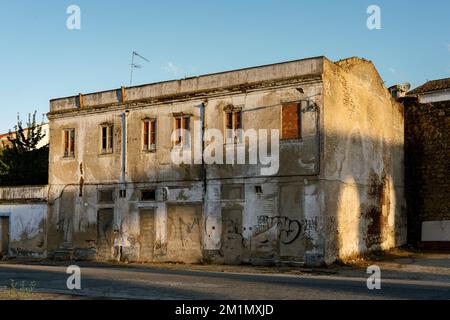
[139,209,155,261]
[167,205,202,263]
[97,209,114,260]
[221,209,244,264]
[279,184,304,260]
[0,217,10,254]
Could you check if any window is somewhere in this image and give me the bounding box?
[101,124,114,154]
[173,116,190,147]
[98,189,114,204]
[63,128,75,157]
[224,108,243,144]
[140,189,156,201]
[143,119,157,151]
[281,102,302,140]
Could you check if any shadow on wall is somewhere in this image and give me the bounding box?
[403,99,450,245]
[323,129,406,264]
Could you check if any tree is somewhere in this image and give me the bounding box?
[0,111,48,186]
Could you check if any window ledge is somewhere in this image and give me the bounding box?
[280,138,304,144]
[98,152,114,157]
[143,146,157,153]
[172,145,191,151]
[224,142,245,147]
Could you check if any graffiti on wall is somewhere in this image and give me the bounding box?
[252,216,331,245]
[254,216,302,244]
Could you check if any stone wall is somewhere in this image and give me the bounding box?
[404,99,450,243]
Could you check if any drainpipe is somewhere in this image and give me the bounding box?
[116,110,129,262]
[120,111,129,188]
[195,102,206,199]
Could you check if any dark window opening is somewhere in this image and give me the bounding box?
[141,189,156,201]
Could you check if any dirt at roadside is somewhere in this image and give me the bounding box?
[0,288,83,300]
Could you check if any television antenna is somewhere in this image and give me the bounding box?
[129,51,150,86]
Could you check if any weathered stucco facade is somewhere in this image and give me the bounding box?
[44,56,406,265]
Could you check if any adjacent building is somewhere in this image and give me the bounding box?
[0,123,49,150]
[403,78,450,248]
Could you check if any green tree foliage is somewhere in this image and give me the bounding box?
[0,111,48,186]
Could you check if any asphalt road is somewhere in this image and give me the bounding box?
[0,263,449,300]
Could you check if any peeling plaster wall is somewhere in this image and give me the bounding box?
[322,58,406,264]
[46,57,405,266]
[47,58,325,264]
[0,204,47,257]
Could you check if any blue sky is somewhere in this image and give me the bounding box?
[0,0,449,132]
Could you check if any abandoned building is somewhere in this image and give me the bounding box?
[0,56,406,266]
[403,78,450,249]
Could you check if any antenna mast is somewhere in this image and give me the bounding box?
[129,51,150,86]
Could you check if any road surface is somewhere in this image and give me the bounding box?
[0,262,449,299]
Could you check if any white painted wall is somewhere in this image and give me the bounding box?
[0,204,47,257]
[422,221,450,241]
[418,91,450,103]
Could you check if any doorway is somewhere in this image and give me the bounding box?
[0,216,10,255]
[97,209,114,260]
[139,209,155,261]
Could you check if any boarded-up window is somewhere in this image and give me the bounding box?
[221,184,245,201]
[98,190,114,204]
[282,103,301,140]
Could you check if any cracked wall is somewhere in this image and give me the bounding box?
[322,58,406,263]
[0,203,47,258]
[45,56,406,266]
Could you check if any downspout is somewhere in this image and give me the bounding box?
[196,102,206,199]
[195,102,207,260]
[120,111,128,189]
[116,110,128,262]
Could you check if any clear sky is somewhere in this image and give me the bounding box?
[0,0,449,132]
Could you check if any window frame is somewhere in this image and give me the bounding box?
[142,118,157,152]
[223,106,243,144]
[173,115,191,148]
[63,128,75,158]
[100,123,114,154]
